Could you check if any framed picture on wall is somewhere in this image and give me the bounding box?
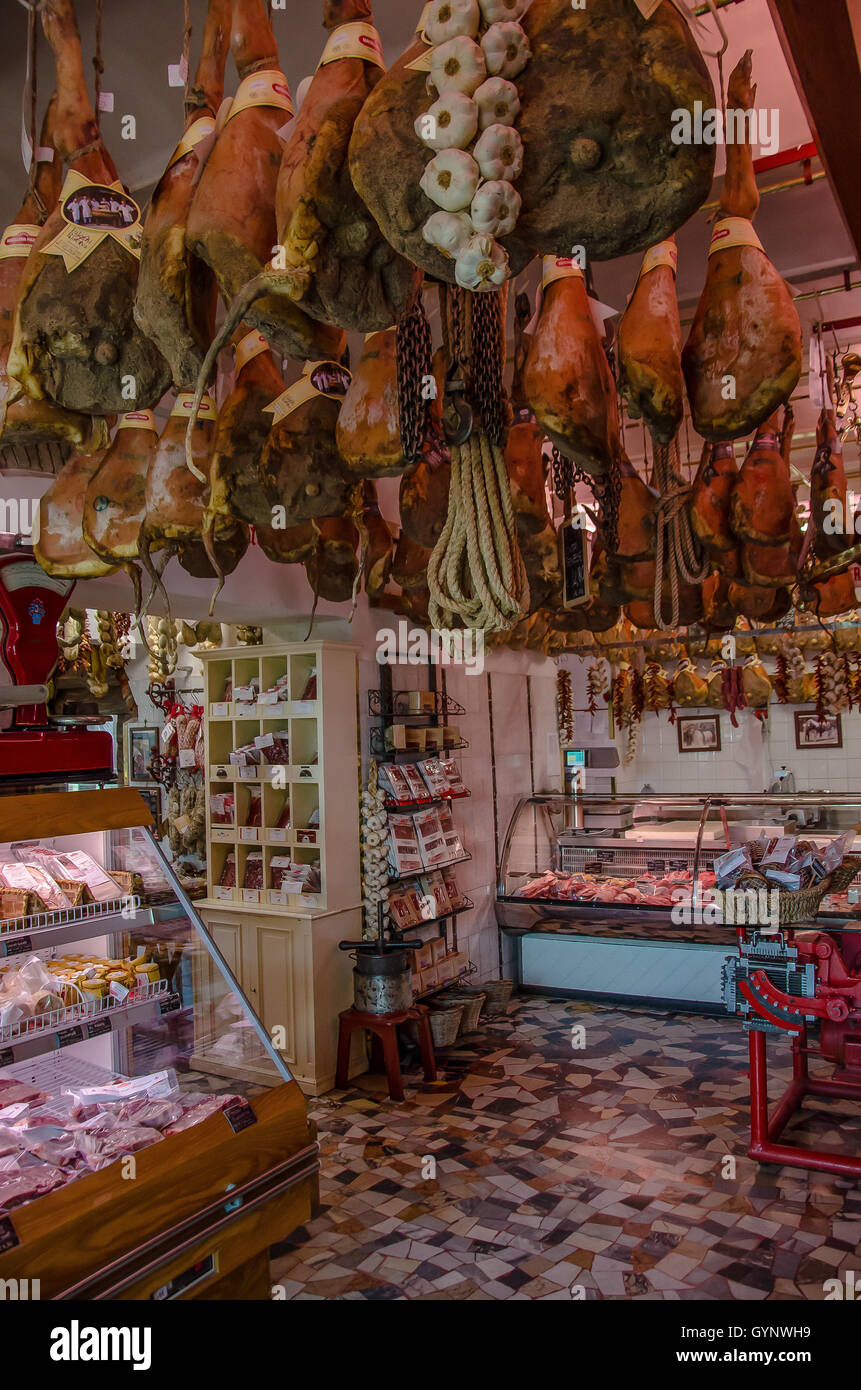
[124,724,159,785]
[677,714,721,753]
[795,711,842,750]
[137,785,162,829]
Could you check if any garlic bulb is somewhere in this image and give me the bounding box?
[481,21,531,79]
[474,123,524,181]
[479,0,529,19]
[471,179,521,236]
[425,0,481,44]
[474,75,521,129]
[429,35,487,96]
[423,210,474,258]
[415,91,479,151]
[455,232,509,290]
[420,147,480,211]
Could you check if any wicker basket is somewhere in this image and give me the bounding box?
[0,888,33,922]
[737,873,833,925]
[825,855,861,896]
[428,1003,464,1048]
[436,988,486,1034]
[482,978,515,1016]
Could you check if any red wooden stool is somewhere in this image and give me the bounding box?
[335,1004,437,1101]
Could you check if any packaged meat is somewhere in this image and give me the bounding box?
[439,759,467,796]
[442,868,464,910]
[378,763,415,806]
[245,792,262,828]
[254,730,290,764]
[402,763,433,804]
[79,1125,163,1171]
[0,860,70,912]
[418,758,451,798]
[243,851,264,891]
[45,850,122,904]
[387,815,424,876]
[220,853,237,889]
[163,1093,241,1135]
[270,856,294,891]
[0,1164,65,1211]
[437,805,465,861]
[210,792,235,825]
[414,809,450,868]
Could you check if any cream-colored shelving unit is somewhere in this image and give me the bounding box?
[196,641,363,1095]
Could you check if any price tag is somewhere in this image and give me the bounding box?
[5,935,32,956]
[56,1025,85,1049]
[214,885,235,900]
[669,859,688,872]
[0,1049,14,1068]
[851,562,861,604]
[596,849,616,862]
[242,888,261,904]
[292,700,315,715]
[647,859,666,873]
[258,690,278,706]
[268,828,288,844]
[239,767,260,781]
[211,702,230,718]
[159,996,181,1016]
[224,1098,258,1133]
[0,1216,20,1253]
[239,827,259,842]
[87,1016,113,1038]
[179,748,197,769]
[269,890,289,906]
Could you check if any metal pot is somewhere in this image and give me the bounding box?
[352,947,413,1014]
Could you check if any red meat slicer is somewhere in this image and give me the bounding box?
[723,925,861,1177]
[0,540,113,781]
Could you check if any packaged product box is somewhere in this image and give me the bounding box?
[404,727,427,751]
[430,936,447,963]
[414,808,450,868]
[384,724,408,751]
[424,727,445,751]
[419,964,439,991]
[388,891,414,930]
[437,954,458,983]
[450,950,469,975]
[442,867,463,908]
[437,804,465,861]
[407,691,437,714]
[412,942,433,972]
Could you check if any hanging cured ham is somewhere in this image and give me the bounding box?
[702,572,737,630]
[9,0,170,415]
[82,410,159,609]
[259,359,358,525]
[810,408,849,559]
[255,0,420,339]
[185,0,342,362]
[799,569,856,620]
[359,482,393,599]
[141,394,248,605]
[33,448,117,578]
[0,97,101,454]
[304,517,359,603]
[349,0,714,283]
[690,442,738,567]
[336,329,406,477]
[204,327,284,536]
[507,291,551,537]
[522,259,618,475]
[135,0,231,389]
[618,239,684,445]
[730,413,798,588]
[682,51,802,440]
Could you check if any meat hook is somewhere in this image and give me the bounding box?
[443,364,473,446]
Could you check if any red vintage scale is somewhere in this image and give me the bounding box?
[0,540,113,781]
[723,913,861,1178]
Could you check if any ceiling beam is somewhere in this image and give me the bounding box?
[767,0,861,260]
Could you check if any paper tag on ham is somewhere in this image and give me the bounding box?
[170,392,217,419]
[541,255,584,289]
[235,330,270,373]
[634,0,663,17]
[851,563,861,604]
[0,224,39,260]
[709,217,764,257]
[264,360,352,425]
[116,410,157,433]
[318,23,385,69]
[226,70,294,124]
[406,47,434,73]
[166,114,217,171]
[416,2,434,38]
[42,170,142,270]
[639,239,677,278]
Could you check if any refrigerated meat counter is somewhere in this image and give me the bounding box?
[495,793,861,1011]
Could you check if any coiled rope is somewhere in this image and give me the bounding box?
[427,429,528,632]
[652,435,710,630]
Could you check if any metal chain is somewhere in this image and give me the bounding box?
[594,456,621,553]
[550,444,594,503]
[471,289,505,445]
[396,294,433,466]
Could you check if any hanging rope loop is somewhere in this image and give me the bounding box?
[652,436,710,631]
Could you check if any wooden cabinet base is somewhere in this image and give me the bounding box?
[0,1083,318,1300]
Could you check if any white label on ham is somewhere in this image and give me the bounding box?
[317,23,385,70]
[634,0,663,17]
[117,410,158,432]
[640,239,677,278]
[709,217,764,257]
[0,224,39,260]
[226,71,294,125]
[541,255,584,289]
[264,360,352,425]
[235,330,270,373]
[166,115,217,171]
[170,392,217,419]
[43,170,142,270]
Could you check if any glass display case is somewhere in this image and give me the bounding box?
[497,792,861,1010]
[0,786,318,1300]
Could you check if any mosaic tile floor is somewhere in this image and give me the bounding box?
[270,996,861,1301]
